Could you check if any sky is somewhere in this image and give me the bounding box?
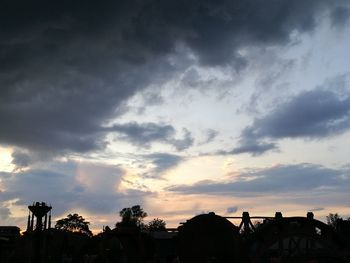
[1,0,350,232]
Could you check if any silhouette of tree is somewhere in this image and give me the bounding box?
[326,213,342,229]
[116,205,147,228]
[147,218,166,231]
[253,220,263,230]
[55,213,92,237]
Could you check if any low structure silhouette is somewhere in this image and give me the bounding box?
[1,201,350,262]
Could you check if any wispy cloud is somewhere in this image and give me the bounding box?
[169,163,350,195]
[143,153,184,176]
[109,123,194,151]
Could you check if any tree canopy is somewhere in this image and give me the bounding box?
[55,213,92,237]
[326,213,341,229]
[116,205,147,228]
[147,218,166,231]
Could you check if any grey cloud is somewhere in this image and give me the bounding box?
[110,122,175,147]
[226,206,238,214]
[141,92,164,107]
[0,56,178,155]
[11,150,32,170]
[228,141,277,156]
[0,169,78,214]
[144,153,183,176]
[0,3,183,156]
[202,129,219,145]
[181,68,221,90]
[331,6,350,27]
[133,91,165,115]
[168,163,350,195]
[0,162,152,215]
[10,149,55,171]
[246,58,295,115]
[232,89,350,155]
[0,205,11,220]
[255,59,295,90]
[1,0,348,156]
[170,128,194,151]
[310,207,325,212]
[110,123,193,151]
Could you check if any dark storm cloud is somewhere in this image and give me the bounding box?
[168,163,350,195]
[110,122,194,150]
[0,0,348,155]
[231,89,350,155]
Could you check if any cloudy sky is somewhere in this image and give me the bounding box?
[1,0,350,232]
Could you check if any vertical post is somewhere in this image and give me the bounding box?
[31,212,35,230]
[243,212,249,234]
[275,212,283,253]
[306,212,315,249]
[48,210,51,229]
[27,211,31,231]
[36,215,43,232]
[44,214,48,230]
[238,211,255,235]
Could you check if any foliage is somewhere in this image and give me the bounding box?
[326,213,342,229]
[116,205,147,228]
[147,218,166,231]
[253,220,263,230]
[55,213,92,237]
